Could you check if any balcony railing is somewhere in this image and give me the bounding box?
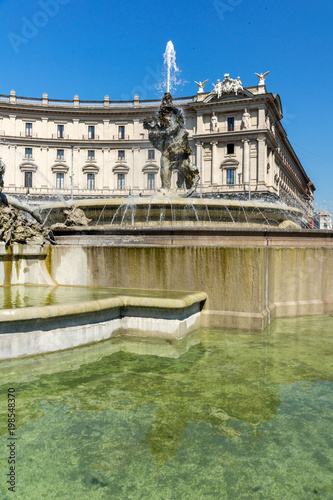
[112,135,130,140]
[0,93,195,109]
[20,132,38,138]
[82,134,100,140]
[51,133,70,139]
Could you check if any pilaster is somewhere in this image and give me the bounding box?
[210,141,218,185]
[103,120,109,141]
[242,139,249,185]
[196,112,204,134]
[132,148,140,189]
[258,105,266,129]
[257,137,266,185]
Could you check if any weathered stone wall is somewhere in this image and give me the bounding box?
[0,243,55,286]
[46,244,333,330]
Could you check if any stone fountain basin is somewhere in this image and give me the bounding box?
[39,197,304,228]
[0,285,207,360]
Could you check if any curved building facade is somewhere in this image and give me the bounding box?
[0,75,315,218]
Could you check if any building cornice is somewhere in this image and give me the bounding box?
[0,135,152,148]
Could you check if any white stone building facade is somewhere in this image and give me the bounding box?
[0,75,315,217]
[315,212,332,230]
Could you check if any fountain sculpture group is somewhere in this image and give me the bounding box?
[143,92,199,196]
[0,161,53,245]
[0,43,332,361]
[36,91,305,229]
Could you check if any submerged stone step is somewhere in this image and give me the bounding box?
[0,285,207,360]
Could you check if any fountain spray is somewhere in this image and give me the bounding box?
[163,41,179,93]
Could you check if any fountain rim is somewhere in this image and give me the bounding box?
[0,288,208,323]
[40,196,304,215]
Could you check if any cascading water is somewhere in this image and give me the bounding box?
[110,201,128,226]
[96,203,107,226]
[241,206,250,227]
[224,206,237,227]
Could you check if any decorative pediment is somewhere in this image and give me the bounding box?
[112,164,129,173]
[19,162,37,172]
[142,163,159,174]
[82,164,100,173]
[220,158,239,169]
[51,163,69,173]
[204,74,253,102]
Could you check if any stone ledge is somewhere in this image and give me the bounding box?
[0,291,207,360]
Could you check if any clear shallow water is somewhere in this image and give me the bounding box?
[0,316,332,499]
[0,285,190,309]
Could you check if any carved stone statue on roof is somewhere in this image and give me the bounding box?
[194,79,208,93]
[205,74,244,102]
[255,71,270,86]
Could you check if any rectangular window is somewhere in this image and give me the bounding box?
[227,169,235,185]
[25,123,32,137]
[117,173,125,190]
[88,150,95,160]
[87,173,95,190]
[227,117,234,131]
[57,149,64,160]
[227,143,235,155]
[56,172,64,189]
[57,125,64,138]
[118,126,125,139]
[88,126,95,139]
[118,150,125,160]
[148,150,155,160]
[147,173,155,190]
[25,148,32,158]
[24,171,32,188]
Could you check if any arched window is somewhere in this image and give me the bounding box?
[143,164,159,191]
[52,164,69,190]
[19,162,37,189]
[83,164,99,190]
[112,164,129,191]
[220,159,239,186]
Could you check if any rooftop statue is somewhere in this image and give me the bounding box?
[255,71,270,86]
[205,74,244,102]
[194,79,208,93]
[143,93,199,196]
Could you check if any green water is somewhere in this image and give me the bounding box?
[0,285,190,310]
[0,316,332,499]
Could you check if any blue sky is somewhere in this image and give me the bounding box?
[1,0,332,211]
